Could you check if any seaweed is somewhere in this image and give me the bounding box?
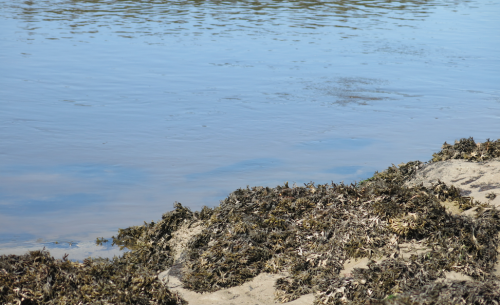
[174,151,500,303]
[175,173,500,303]
[486,192,497,200]
[386,280,500,304]
[0,249,185,305]
[95,237,108,246]
[0,202,214,304]
[432,137,500,162]
[367,161,424,186]
[111,202,214,275]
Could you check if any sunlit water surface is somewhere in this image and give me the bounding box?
[0,0,499,260]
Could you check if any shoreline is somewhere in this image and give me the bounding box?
[3,138,500,304]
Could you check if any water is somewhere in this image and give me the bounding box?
[1,0,499,260]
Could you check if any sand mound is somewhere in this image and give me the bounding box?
[406,159,500,211]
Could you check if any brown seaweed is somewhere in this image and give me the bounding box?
[0,249,185,305]
[432,137,500,162]
[177,154,500,304]
[386,280,500,304]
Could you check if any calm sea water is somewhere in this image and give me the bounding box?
[1,0,499,259]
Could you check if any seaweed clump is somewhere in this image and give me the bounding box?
[0,249,184,305]
[0,203,214,304]
[175,163,500,304]
[111,202,213,274]
[386,280,500,304]
[367,161,482,211]
[432,137,500,162]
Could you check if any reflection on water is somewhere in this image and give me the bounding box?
[0,0,499,258]
[6,0,467,40]
[13,0,441,20]
[0,164,144,216]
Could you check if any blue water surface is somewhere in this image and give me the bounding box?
[0,0,499,259]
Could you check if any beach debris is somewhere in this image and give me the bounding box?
[95,236,109,245]
[486,192,497,200]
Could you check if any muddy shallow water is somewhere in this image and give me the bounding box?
[0,0,499,259]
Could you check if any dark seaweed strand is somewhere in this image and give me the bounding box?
[387,280,500,305]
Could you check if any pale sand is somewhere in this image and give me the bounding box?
[162,271,315,305]
[406,159,500,210]
[159,220,316,304]
[161,159,500,304]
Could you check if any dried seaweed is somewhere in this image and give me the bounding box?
[175,152,499,303]
[486,192,497,200]
[432,137,500,162]
[367,161,424,186]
